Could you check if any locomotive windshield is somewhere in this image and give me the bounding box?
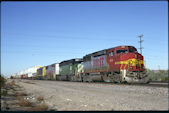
[129,48,137,53]
[116,50,128,54]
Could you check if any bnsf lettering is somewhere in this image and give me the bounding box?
[93,57,104,67]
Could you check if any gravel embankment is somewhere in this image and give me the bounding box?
[15,79,168,111]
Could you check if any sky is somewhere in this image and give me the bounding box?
[1,1,168,76]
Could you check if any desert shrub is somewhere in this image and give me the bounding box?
[24,81,35,84]
[0,75,6,88]
[15,84,21,88]
[15,92,28,97]
[11,80,16,85]
[161,76,169,82]
[8,80,16,87]
[1,90,8,96]
[27,103,48,111]
[37,96,44,102]
[17,97,32,107]
[146,69,168,82]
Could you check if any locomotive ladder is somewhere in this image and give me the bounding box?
[120,61,130,82]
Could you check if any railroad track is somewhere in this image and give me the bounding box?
[77,81,168,88]
[147,82,168,88]
[21,79,168,88]
[125,82,168,88]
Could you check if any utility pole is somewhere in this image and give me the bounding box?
[138,34,143,54]
[158,65,161,71]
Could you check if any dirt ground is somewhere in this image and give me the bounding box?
[1,79,168,111]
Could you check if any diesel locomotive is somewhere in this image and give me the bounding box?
[82,45,149,83]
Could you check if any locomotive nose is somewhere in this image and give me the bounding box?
[134,52,143,60]
[134,53,144,69]
[135,53,137,59]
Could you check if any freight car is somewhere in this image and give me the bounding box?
[37,66,47,80]
[13,66,41,79]
[81,45,149,83]
[36,67,43,80]
[21,74,28,79]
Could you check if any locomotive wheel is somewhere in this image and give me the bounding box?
[102,74,121,83]
[109,73,121,83]
[102,75,111,82]
[82,76,87,82]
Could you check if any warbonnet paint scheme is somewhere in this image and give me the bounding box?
[82,46,149,83]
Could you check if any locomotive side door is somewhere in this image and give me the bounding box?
[107,49,117,72]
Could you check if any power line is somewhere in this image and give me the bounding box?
[138,34,144,55]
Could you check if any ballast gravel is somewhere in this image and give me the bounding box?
[15,79,168,111]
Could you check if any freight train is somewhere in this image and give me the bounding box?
[12,45,149,83]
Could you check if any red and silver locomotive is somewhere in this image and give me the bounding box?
[82,45,149,83]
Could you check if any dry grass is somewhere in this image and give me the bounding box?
[17,97,32,107]
[0,75,6,88]
[37,96,44,102]
[15,92,28,97]
[15,84,21,88]
[26,103,48,111]
[1,90,8,96]
[7,80,16,87]
[9,86,15,90]
[6,81,16,90]
[24,81,35,84]
[10,80,16,86]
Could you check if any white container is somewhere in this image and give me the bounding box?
[16,66,41,78]
[13,66,41,78]
[26,66,41,77]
